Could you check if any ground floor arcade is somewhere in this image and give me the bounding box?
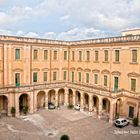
[0,88,140,123]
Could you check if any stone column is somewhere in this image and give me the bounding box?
[64,88,69,106]
[29,92,34,114]
[4,43,8,86]
[72,89,76,107]
[98,97,102,119]
[45,89,49,109]
[33,90,37,112]
[15,93,20,117]
[8,45,12,85]
[7,93,12,116]
[55,89,59,107]
[109,102,115,123]
[80,91,84,111]
[89,94,93,112]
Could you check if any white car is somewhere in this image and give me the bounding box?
[75,104,80,110]
[114,118,129,128]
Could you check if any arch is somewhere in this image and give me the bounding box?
[0,95,8,115]
[58,88,65,106]
[115,98,123,118]
[84,93,89,110]
[75,91,81,105]
[102,98,110,113]
[48,89,56,104]
[92,95,99,113]
[37,91,45,109]
[19,94,30,114]
[68,89,73,105]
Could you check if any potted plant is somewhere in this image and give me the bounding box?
[11,107,16,117]
[67,104,74,109]
[60,134,70,140]
[133,117,139,127]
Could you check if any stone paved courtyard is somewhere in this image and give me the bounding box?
[0,108,140,140]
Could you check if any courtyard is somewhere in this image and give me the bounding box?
[0,107,139,140]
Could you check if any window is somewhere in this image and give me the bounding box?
[44,72,47,82]
[53,50,57,60]
[33,72,38,82]
[104,50,108,62]
[132,50,137,62]
[72,72,74,83]
[53,72,57,81]
[79,51,82,61]
[63,71,67,80]
[78,72,82,82]
[72,51,75,61]
[15,49,20,60]
[15,73,20,86]
[95,50,99,61]
[86,73,89,83]
[115,50,120,62]
[131,79,136,92]
[86,51,90,61]
[44,50,48,60]
[94,74,98,84]
[34,50,38,60]
[64,51,67,60]
[114,77,118,92]
[104,75,107,86]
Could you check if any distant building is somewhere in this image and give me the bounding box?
[0,31,140,123]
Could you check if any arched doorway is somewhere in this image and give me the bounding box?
[48,90,55,104]
[92,95,99,114]
[75,91,81,105]
[84,93,89,110]
[115,98,122,118]
[102,98,110,113]
[37,91,45,109]
[58,89,65,106]
[19,94,29,114]
[0,95,8,115]
[68,89,73,105]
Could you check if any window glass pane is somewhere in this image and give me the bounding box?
[86,73,89,83]
[63,71,67,80]
[72,51,75,61]
[15,73,20,86]
[44,72,47,81]
[131,79,136,91]
[64,51,67,60]
[53,51,57,60]
[104,50,108,61]
[15,49,20,60]
[115,50,119,62]
[94,74,98,84]
[78,72,81,82]
[86,51,90,61]
[53,72,57,81]
[34,50,38,60]
[79,51,82,61]
[104,75,107,86]
[114,77,118,92]
[33,72,37,82]
[132,50,137,62]
[95,50,98,61]
[72,72,74,83]
[44,50,48,60]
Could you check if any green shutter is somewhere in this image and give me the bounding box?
[44,72,47,81]
[94,74,98,84]
[15,73,20,86]
[132,50,137,62]
[72,72,74,83]
[114,77,118,92]
[104,50,108,61]
[86,73,89,83]
[44,50,48,60]
[33,72,37,82]
[78,72,81,82]
[131,79,136,91]
[63,71,67,80]
[104,75,107,86]
[115,50,119,62]
[15,49,20,60]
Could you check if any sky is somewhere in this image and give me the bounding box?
[0,0,140,41]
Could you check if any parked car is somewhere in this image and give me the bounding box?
[114,118,129,128]
[48,103,55,109]
[75,104,80,110]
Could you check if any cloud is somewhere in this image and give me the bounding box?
[60,15,70,21]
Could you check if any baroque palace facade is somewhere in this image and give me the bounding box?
[0,29,140,123]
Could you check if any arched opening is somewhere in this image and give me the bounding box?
[58,89,65,106]
[37,91,45,109]
[115,98,122,118]
[0,95,8,115]
[84,93,89,110]
[19,94,29,114]
[92,95,99,113]
[102,98,110,113]
[68,89,73,105]
[75,91,81,105]
[48,90,55,104]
